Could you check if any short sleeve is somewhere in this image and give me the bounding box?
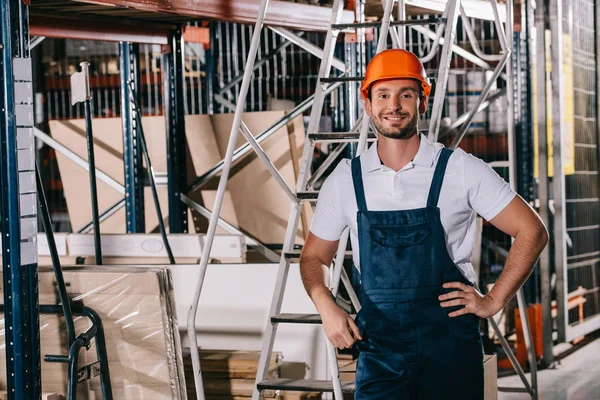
[463,153,517,221]
[309,173,347,241]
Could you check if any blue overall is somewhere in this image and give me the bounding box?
[352,148,483,399]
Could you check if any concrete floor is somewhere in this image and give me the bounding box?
[498,337,600,400]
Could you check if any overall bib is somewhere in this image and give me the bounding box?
[352,148,483,399]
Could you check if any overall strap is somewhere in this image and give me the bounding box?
[351,157,368,212]
[426,148,453,208]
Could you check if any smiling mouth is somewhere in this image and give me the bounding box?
[383,115,408,121]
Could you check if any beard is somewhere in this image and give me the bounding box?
[372,111,419,140]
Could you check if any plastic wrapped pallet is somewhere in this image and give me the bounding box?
[0,265,187,400]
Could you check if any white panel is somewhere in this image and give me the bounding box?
[19,193,36,216]
[17,127,34,150]
[18,171,35,194]
[20,239,38,265]
[37,233,68,257]
[67,234,244,259]
[15,104,34,126]
[20,217,37,241]
[14,82,33,104]
[13,58,32,82]
[17,149,35,172]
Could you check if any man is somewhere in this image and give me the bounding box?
[299,49,548,399]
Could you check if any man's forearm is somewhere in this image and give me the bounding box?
[487,224,548,310]
[300,255,336,312]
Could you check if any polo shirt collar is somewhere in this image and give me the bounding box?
[362,133,436,173]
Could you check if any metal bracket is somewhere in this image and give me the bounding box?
[77,361,102,384]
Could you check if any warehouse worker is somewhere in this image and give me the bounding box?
[299,49,548,399]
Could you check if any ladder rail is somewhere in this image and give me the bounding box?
[357,0,396,155]
[186,1,271,398]
[252,203,304,400]
[307,115,364,189]
[253,1,539,399]
[418,2,450,63]
[427,0,461,143]
[254,1,348,398]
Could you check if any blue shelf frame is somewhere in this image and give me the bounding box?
[120,42,146,233]
[0,0,41,398]
[162,29,188,233]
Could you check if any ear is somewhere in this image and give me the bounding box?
[364,98,373,118]
[419,95,428,115]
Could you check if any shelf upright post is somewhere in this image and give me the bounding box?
[0,0,42,398]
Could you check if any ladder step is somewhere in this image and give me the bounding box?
[272,313,357,325]
[309,132,377,143]
[297,191,319,201]
[272,313,323,324]
[285,250,353,261]
[284,251,301,260]
[332,17,446,31]
[257,378,356,393]
[320,77,363,83]
[322,72,438,85]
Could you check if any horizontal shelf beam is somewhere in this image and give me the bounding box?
[37,0,354,32]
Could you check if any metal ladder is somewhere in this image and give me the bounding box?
[252,1,460,398]
[184,0,538,399]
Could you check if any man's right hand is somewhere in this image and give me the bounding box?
[318,300,362,349]
[299,233,362,349]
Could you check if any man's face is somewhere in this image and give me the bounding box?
[365,79,427,140]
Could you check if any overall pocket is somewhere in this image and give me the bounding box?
[370,222,431,247]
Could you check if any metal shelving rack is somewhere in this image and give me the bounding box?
[4,0,599,398]
[1,1,42,398]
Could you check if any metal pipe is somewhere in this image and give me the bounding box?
[450,51,510,148]
[460,4,504,61]
[517,289,538,400]
[358,0,397,154]
[418,8,447,64]
[207,96,307,202]
[29,35,45,50]
[239,121,297,203]
[449,89,505,130]
[217,35,297,98]
[488,316,533,394]
[378,0,400,49]
[81,70,103,266]
[35,163,76,346]
[307,143,347,189]
[78,198,126,234]
[411,25,493,70]
[506,0,517,190]
[427,0,461,143]
[327,227,350,399]
[180,194,280,262]
[214,93,237,113]
[340,267,361,312]
[254,2,347,398]
[188,2,271,399]
[130,82,175,265]
[397,0,406,48]
[187,80,344,193]
[84,307,113,400]
[33,127,125,194]
[550,0,568,344]
[268,26,345,71]
[307,114,364,188]
[490,0,509,52]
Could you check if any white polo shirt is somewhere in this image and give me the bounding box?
[309,134,516,283]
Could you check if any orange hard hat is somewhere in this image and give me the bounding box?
[360,49,431,100]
